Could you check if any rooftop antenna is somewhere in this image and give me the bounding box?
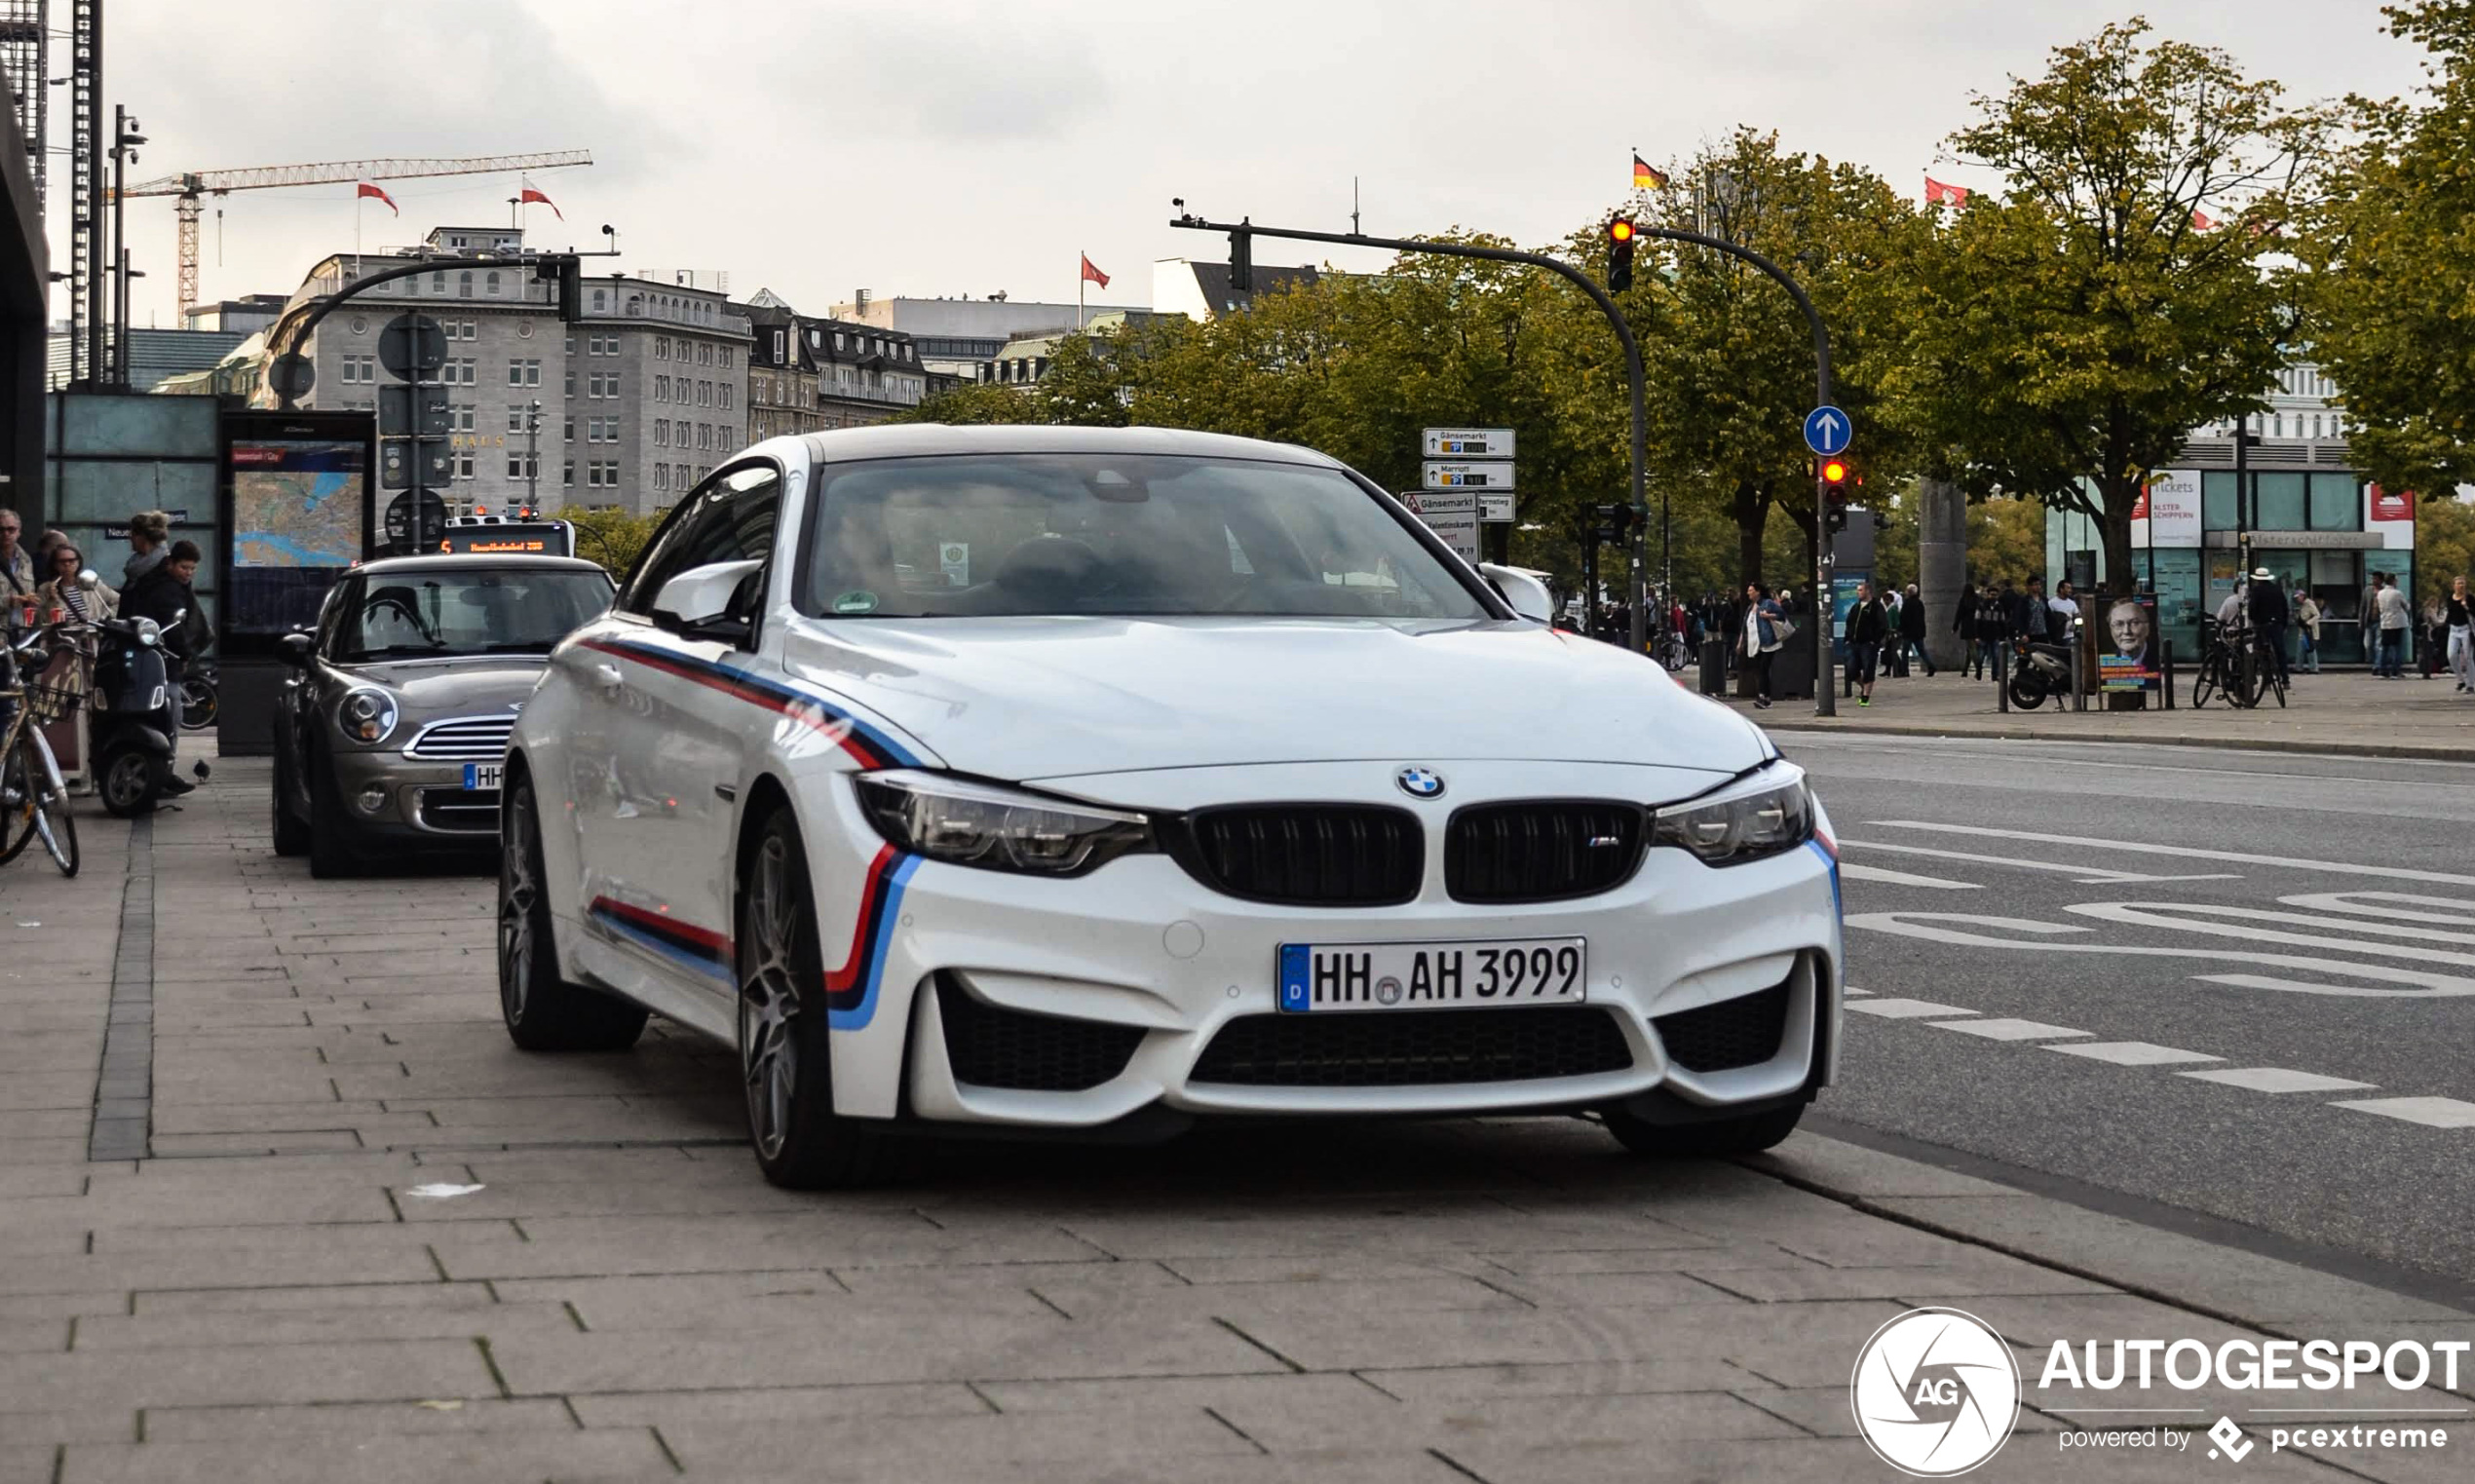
[1351,176,1360,237]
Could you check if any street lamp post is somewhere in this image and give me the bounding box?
[108,106,146,389]
[526,399,542,513]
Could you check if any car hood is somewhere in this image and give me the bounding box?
[335,657,549,710]
[780,616,1771,781]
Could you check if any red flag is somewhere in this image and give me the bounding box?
[357,181,398,216]
[1923,176,1969,208]
[1080,253,1110,289]
[2190,209,2216,231]
[519,185,563,221]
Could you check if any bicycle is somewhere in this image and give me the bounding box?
[1655,629,1694,672]
[0,623,82,877]
[2190,622,2251,710]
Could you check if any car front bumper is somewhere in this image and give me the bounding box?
[811,765,1844,1129]
[325,748,503,842]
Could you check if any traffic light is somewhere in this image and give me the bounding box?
[1229,224,1253,292]
[536,254,584,323]
[1820,457,1852,533]
[1591,502,1640,543]
[1606,216,1637,293]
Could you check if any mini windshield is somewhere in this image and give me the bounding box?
[339,569,614,661]
[799,453,1492,621]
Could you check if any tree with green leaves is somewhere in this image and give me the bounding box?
[1895,19,2320,594]
[2305,1,2475,495]
[559,505,661,579]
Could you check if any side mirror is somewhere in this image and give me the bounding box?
[278,631,314,666]
[76,567,98,589]
[651,558,762,646]
[1478,562,1554,625]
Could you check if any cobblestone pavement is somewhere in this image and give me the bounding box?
[1,757,2466,1482]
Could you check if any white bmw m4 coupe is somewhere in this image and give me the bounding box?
[498,425,1843,1187]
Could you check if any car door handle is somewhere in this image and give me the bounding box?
[591,663,625,692]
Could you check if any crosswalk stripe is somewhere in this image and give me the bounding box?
[2047,1041,2224,1067]
[1846,998,1978,1019]
[2328,1096,2475,1128]
[2181,1067,2378,1094]
[1839,838,2238,885]
[1839,862,1980,891]
[1931,1018,2090,1042]
[1870,821,2475,889]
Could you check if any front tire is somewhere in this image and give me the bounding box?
[1601,1100,1806,1159]
[96,748,156,818]
[307,751,360,879]
[2005,674,2046,710]
[498,777,647,1052]
[271,744,308,856]
[738,810,893,1190]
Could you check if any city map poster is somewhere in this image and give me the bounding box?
[227,438,368,634]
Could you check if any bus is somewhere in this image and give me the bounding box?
[438,514,575,557]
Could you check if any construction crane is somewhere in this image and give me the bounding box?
[115,149,592,323]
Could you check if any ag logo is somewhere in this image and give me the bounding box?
[1850,1307,2020,1476]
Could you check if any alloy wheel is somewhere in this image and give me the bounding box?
[499,792,538,1021]
[740,834,803,1161]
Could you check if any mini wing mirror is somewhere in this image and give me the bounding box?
[651,558,763,645]
[278,631,314,666]
[1477,562,1555,625]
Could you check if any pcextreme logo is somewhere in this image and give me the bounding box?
[1850,1308,2022,1476]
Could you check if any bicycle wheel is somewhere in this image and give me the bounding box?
[2190,656,2219,709]
[0,729,39,866]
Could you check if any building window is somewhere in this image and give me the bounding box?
[592,288,607,312]
[655,336,669,360]
[563,460,575,488]
[564,368,576,397]
[655,419,669,446]
[455,450,476,480]
[486,271,502,296]
[654,464,670,493]
[564,334,576,356]
[431,272,445,293]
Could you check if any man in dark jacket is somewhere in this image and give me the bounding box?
[1847,580,1890,706]
[1898,582,1935,676]
[1953,583,1981,676]
[2247,567,2291,684]
[115,540,204,795]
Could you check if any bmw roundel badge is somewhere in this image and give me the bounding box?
[1395,766,1446,800]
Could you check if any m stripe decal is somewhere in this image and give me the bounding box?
[589,896,733,983]
[824,845,918,1031]
[578,636,923,771]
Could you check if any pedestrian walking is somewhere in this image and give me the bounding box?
[2249,568,2291,685]
[2048,579,2082,643]
[1742,582,1785,709]
[2446,575,2471,694]
[2015,577,2051,643]
[1898,583,1935,676]
[1953,583,1980,675]
[1848,580,1889,706]
[123,511,171,588]
[1976,583,2011,678]
[0,509,31,629]
[2295,588,2321,674]
[2373,573,2412,677]
[2420,594,2447,680]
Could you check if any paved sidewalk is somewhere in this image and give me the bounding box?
[0,758,2467,1482]
[1722,666,2475,760]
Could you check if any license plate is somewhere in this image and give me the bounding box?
[462,763,503,791]
[1277,937,1586,1013]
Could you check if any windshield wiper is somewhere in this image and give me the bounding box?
[480,641,557,654]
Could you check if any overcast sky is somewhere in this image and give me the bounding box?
[81,0,2430,329]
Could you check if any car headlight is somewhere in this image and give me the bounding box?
[131,617,160,648]
[1651,766,1814,866]
[338,687,400,744]
[857,771,1152,877]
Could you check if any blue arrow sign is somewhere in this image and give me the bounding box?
[1804,405,1852,456]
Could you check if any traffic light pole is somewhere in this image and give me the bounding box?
[1170,212,1832,704]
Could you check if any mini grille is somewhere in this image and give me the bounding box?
[1447,802,1646,903]
[1191,1007,1632,1087]
[404,716,516,761]
[936,979,1146,1092]
[417,789,501,833]
[1179,806,1423,907]
[1653,982,1792,1073]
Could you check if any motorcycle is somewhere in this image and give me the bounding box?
[87,603,208,817]
[2004,632,2075,710]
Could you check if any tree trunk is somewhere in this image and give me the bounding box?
[1732,481,1769,590]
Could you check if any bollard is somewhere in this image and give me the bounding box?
[1997,643,2008,713]
[2161,639,2176,710]
[2070,627,2086,712]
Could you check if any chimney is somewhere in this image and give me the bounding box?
[855,288,871,314]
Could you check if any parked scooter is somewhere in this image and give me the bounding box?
[2004,632,2075,710]
[86,595,209,816]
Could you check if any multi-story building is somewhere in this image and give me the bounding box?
[46,325,247,392]
[829,289,1140,383]
[1152,258,1319,322]
[265,226,750,516]
[983,310,1163,386]
[182,294,291,335]
[742,289,822,442]
[738,290,933,430]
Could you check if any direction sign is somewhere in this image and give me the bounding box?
[1477,491,1514,523]
[1423,427,1515,460]
[1408,491,1480,559]
[1803,404,1852,456]
[1423,461,1513,491]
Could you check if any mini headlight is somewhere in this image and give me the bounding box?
[1651,767,1814,866]
[131,617,161,648]
[338,687,400,744]
[857,771,1153,877]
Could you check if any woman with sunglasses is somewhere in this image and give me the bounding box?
[32,542,117,628]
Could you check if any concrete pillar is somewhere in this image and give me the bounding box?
[1919,478,1967,668]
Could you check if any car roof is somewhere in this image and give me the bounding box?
[795,423,1347,470]
[354,553,608,578]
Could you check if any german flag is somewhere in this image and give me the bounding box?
[1632,153,1669,190]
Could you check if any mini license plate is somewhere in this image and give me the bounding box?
[1277,938,1586,1013]
[462,762,504,791]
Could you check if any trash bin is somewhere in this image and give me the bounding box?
[1698,639,1727,696]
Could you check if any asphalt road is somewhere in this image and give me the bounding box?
[1784,729,2475,1290]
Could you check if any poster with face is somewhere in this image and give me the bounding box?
[2100,594,2161,691]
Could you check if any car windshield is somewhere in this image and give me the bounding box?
[799,453,1492,621]
[339,569,614,661]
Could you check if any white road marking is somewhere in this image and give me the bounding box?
[2329,1097,2475,1129]
[1839,862,1981,891]
[1838,838,2238,885]
[1791,733,2475,785]
[1869,821,2475,889]
[2048,1042,2224,1067]
[2279,892,2475,927]
[1843,986,1874,997]
[2181,1068,2379,1094]
[1845,911,2475,998]
[1846,998,1978,1019]
[1931,1018,2090,1042]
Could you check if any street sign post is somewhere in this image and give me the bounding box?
[1423,428,1515,459]
[1422,461,1513,491]
[1404,491,1480,560]
[1476,491,1514,522]
[1804,404,1852,456]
